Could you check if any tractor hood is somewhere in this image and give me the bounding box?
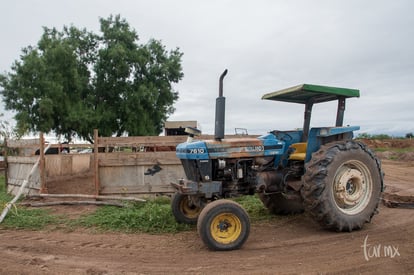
[176,133,285,160]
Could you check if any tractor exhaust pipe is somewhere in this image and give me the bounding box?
[215,69,228,141]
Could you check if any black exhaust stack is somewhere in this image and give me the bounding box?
[215,69,228,141]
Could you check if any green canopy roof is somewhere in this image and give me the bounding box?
[262,84,360,104]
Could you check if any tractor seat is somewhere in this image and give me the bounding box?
[289,142,307,161]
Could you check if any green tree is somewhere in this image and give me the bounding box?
[0,113,17,140]
[0,15,183,142]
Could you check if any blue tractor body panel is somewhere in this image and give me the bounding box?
[176,125,359,170]
[305,126,360,162]
[176,141,209,160]
[176,134,285,161]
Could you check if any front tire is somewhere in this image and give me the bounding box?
[301,141,383,231]
[197,200,250,251]
[171,193,204,224]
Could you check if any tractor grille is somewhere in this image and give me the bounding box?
[181,159,212,182]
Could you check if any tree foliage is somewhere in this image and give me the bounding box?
[0,15,183,142]
[0,113,17,141]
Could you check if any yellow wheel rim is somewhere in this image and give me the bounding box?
[179,197,200,219]
[210,213,242,244]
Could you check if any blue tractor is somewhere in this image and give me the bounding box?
[171,70,383,251]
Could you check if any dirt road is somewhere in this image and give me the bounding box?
[0,160,413,274]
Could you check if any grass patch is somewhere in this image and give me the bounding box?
[1,207,58,230]
[233,194,273,221]
[76,195,275,233]
[0,174,58,230]
[1,174,279,233]
[75,197,193,233]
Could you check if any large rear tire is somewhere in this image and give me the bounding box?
[197,199,250,251]
[301,141,383,231]
[171,193,204,224]
[258,193,304,215]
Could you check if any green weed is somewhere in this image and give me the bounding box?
[1,174,281,233]
[0,174,58,229]
[76,197,192,233]
[1,207,58,229]
[233,195,273,221]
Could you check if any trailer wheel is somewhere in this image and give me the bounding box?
[301,141,383,231]
[171,193,204,224]
[258,193,304,215]
[197,200,250,251]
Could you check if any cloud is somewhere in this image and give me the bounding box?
[1,0,414,137]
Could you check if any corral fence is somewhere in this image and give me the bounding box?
[3,130,251,197]
[4,130,187,197]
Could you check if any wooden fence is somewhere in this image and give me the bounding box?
[4,131,188,197]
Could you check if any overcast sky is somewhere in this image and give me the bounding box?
[1,0,413,137]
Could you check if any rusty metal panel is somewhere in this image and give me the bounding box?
[206,138,268,158]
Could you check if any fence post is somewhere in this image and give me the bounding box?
[4,138,8,190]
[39,132,47,193]
[94,129,100,195]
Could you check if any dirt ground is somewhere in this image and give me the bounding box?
[1,155,414,274]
